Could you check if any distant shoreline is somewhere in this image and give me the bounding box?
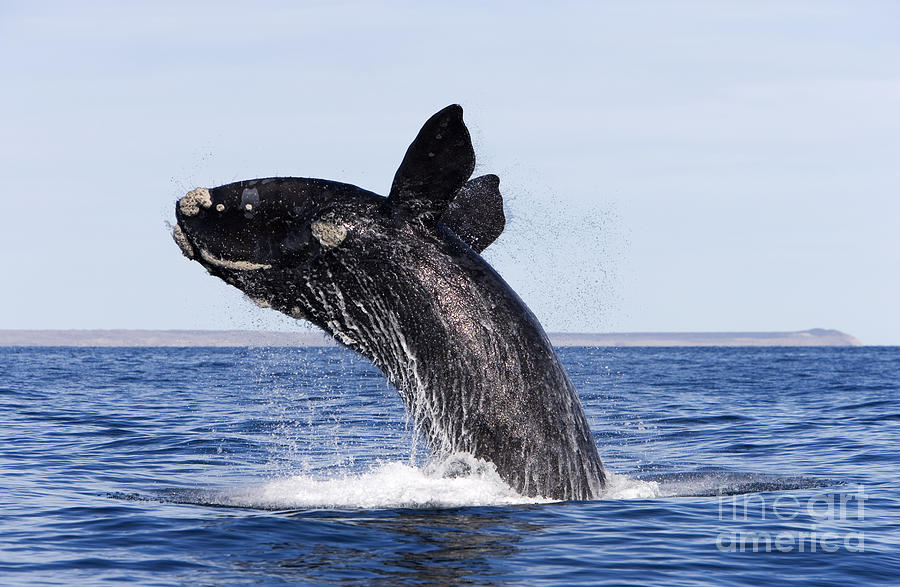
[0,329,862,347]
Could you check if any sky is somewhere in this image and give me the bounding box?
[1,1,897,344]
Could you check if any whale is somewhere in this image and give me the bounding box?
[173,105,606,500]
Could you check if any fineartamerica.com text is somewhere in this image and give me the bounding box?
[715,485,866,553]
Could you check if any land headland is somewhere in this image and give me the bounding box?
[0,329,861,347]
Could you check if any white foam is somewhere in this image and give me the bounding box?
[600,472,663,499]
[214,459,549,510]
[193,457,663,510]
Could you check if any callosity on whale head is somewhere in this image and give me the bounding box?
[173,175,388,314]
[173,105,605,500]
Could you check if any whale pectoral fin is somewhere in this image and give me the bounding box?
[388,104,476,222]
[441,174,506,253]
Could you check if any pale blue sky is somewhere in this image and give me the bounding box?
[1,1,897,343]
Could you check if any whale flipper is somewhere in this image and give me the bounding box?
[442,174,505,253]
[389,104,475,222]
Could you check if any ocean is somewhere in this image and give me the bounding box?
[1,346,897,585]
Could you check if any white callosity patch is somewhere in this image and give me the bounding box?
[248,296,271,309]
[310,220,348,248]
[172,224,194,259]
[198,248,272,271]
[241,188,260,218]
[179,187,212,216]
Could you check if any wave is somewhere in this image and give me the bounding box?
[635,471,841,497]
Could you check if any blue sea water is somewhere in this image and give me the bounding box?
[0,346,897,585]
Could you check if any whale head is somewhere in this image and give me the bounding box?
[173,104,506,321]
[174,178,379,268]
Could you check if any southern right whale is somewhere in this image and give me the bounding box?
[173,105,606,500]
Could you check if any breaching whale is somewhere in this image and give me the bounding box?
[173,105,606,500]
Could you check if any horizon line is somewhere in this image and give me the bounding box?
[0,328,865,347]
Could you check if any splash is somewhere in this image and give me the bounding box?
[149,455,673,511]
[132,465,836,511]
[600,472,663,499]
[167,457,550,510]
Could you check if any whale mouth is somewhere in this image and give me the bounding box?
[198,247,272,271]
[173,223,272,271]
